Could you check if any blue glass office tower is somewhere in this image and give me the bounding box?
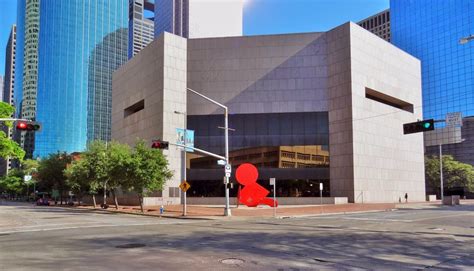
[34,0,128,157]
[391,0,474,121]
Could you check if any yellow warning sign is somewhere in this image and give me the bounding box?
[179,181,191,192]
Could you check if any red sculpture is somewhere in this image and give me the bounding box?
[236,163,278,207]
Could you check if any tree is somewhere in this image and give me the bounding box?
[0,102,25,161]
[105,141,132,209]
[37,152,71,204]
[66,141,131,208]
[425,155,474,194]
[64,158,96,206]
[0,175,23,199]
[127,140,172,212]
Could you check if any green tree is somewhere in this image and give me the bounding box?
[37,152,71,204]
[0,175,24,198]
[66,141,131,208]
[0,102,25,161]
[425,155,474,194]
[127,140,172,212]
[64,158,99,206]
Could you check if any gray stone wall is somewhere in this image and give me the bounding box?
[328,23,425,202]
[187,32,328,115]
[112,33,187,205]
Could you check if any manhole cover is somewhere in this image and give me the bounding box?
[115,243,146,249]
[220,258,245,265]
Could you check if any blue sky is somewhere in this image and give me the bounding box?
[0,0,389,75]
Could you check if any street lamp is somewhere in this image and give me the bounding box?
[187,87,232,217]
[174,110,188,216]
[459,34,474,44]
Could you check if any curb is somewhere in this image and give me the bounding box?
[45,204,398,221]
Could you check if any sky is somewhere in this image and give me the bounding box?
[0,0,389,75]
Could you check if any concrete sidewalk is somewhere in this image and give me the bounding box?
[76,202,397,219]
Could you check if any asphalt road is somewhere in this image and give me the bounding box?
[0,201,473,270]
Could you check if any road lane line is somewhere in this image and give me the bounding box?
[0,221,197,235]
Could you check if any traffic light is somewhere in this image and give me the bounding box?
[403,119,435,134]
[15,121,41,131]
[151,140,169,149]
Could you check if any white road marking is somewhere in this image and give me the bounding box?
[0,220,197,235]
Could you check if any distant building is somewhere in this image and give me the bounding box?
[1,25,17,176]
[391,0,474,166]
[15,0,40,158]
[0,76,3,103]
[2,26,16,107]
[14,1,129,157]
[112,23,425,204]
[129,0,155,58]
[154,0,243,39]
[358,9,390,41]
[190,145,330,169]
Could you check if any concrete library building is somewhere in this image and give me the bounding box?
[112,22,425,205]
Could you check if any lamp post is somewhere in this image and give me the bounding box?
[174,110,187,216]
[187,87,231,216]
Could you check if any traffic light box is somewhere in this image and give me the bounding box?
[403,119,435,134]
[15,121,41,131]
[151,140,169,149]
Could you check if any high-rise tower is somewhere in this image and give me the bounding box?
[129,0,155,58]
[391,0,474,168]
[1,25,17,175]
[15,0,129,157]
[154,0,243,39]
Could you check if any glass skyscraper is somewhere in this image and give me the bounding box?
[391,0,474,121]
[32,0,128,157]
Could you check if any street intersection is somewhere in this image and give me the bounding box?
[0,201,473,270]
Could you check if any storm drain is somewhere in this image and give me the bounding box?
[115,243,146,249]
[220,258,245,265]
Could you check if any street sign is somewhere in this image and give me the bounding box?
[176,128,195,152]
[225,164,231,174]
[179,181,191,192]
[269,178,275,186]
[225,172,231,178]
[446,112,462,127]
[24,175,32,182]
[217,159,226,166]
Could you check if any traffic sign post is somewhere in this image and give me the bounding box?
[179,181,191,216]
[270,178,276,217]
[446,112,462,127]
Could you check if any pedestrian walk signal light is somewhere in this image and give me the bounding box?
[151,140,169,150]
[15,121,41,131]
[403,119,435,134]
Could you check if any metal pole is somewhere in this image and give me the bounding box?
[224,108,231,216]
[320,182,323,214]
[183,115,187,216]
[273,180,276,218]
[186,87,231,216]
[439,144,444,200]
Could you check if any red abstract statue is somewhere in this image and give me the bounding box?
[236,163,278,208]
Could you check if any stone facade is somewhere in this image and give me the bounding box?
[112,22,425,204]
[112,33,187,205]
